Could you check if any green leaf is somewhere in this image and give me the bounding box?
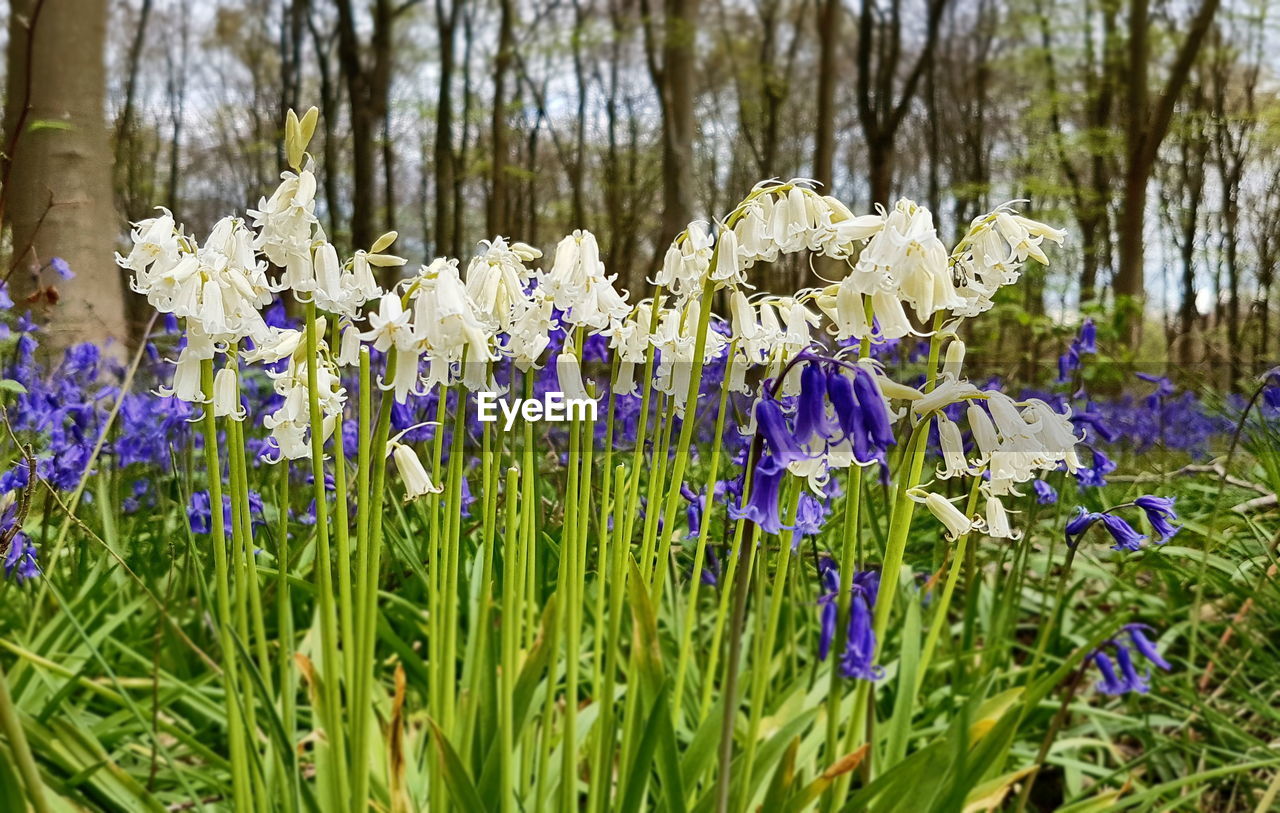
[0,379,27,394]
[428,719,487,813]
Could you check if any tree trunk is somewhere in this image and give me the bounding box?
[813,0,840,188]
[335,0,395,251]
[488,0,515,235]
[3,0,128,349]
[658,0,699,245]
[1113,0,1221,318]
[434,0,458,256]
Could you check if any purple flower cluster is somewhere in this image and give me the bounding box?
[1089,624,1172,695]
[1057,319,1096,384]
[816,556,882,681]
[1065,495,1180,551]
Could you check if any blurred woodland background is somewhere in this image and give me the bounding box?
[1,0,1278,385]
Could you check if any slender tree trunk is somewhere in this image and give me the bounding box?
[435,0,458,255]
[383,107,396,234]
[1113,0,1220,318]
[569,0,588,226]
[335,0,395,251]
[657,0,700,245]
[489,0,515,235]
[813,0,840,188]
[3,0,127,348]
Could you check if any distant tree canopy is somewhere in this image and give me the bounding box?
[3,0,1277,382]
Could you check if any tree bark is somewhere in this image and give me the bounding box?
[855,0,949,206]
[488,0,515,235]
[435,0,459,256]
[1113,0,1220,313]
[335,0,396,250]
[813,0,840,188]
[3,0,128,349]
[643,0,700,246]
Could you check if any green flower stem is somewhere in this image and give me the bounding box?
[650,279,718,605]
[301,301,349,805]
[591,464,629,813]
[199,359,253,811]
[559,384,585,810]
[329,397,355,695]
[349,349,396,813]
[637,394,675,583]
[587,374,619,813]
[737,483,803,808]
[698,442,761,723]
[843,420,928,782]
[822,463,866,802]
[276,463,299,812]
[671,340,736,720]
[914,475,984,695]
[223,397,271,812]
[823,313,876,810]
[499,465,520,813]
[442,381,469,737]
[620,287,666,551]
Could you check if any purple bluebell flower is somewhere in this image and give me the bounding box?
[188,490,265,535]
[3,532,40,582]
[793,492,828,542]
[1070,404,1120,444]
[815,558,882,680]
[793,364,837,444]
[2,499,40,583]
[1098,513,1146,552]
[840,571,882,681]
[1123,624,1172,671]
[700,545,720,587]
[1089,650,1130,695]
[1112,643,1149,693]
[49,257,74,279]
[1075,447,1117,488]
[1135,373,1174,410]
[1056,320,1097,384]
[1133,495,1179,543]
[754,398,811,468]
[851,368,895,449]
[1065,507,1100,546]
[459,474,475,518]
[681,483,704,540]
[1033,479,1058,505]
[188,491,214,535]
[826,371,872,462]
[0,461,31,495]
[727,455,792,535]
[1077,319,1097,354]
[0,281,13,310]
[1057,346,1080,384]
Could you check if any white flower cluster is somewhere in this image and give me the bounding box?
[950,205,1067,318]
[912,361,1084,539]
[125,112,1073,508]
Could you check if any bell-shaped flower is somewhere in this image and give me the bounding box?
[915,489,983,540]
[752,397,811,468]
[1099,513,1146,552]
[389,442,442,500]
[212,366,245,420]
[793,364,838,444]
[1134,495,1179,543]
[935,414,970,478]
[727,455,792,535]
